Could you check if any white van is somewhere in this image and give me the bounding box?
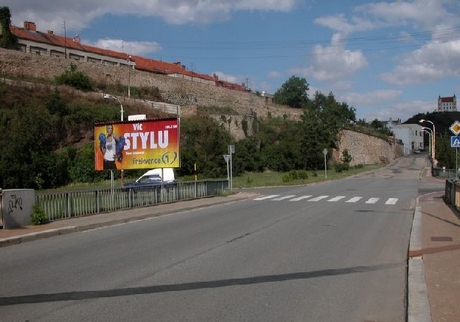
[122,168,176,190]
[140,168,176,183]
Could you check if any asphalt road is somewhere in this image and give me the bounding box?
[0,155,427,321]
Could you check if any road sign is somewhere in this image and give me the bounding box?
[451,136,460,148]
[450,121,460,136]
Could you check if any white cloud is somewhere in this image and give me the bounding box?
[94,39,162,56]
[212,71,242,85]
[314,14,375,34]
[340,90,402,108]
[368,100,435,122]
[354,0,457,30]
[5,0,299,32]
[267,71,281,79]
[292,33,368,82]
[381,39,460,85]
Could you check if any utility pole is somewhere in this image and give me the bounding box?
[62,21,67,59]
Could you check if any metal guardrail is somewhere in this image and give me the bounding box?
[432,167,458,179]
[444,179,460,210]
[35,179,228,222]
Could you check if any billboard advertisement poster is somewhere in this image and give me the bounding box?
[94,118,179,170]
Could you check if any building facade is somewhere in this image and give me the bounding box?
[438,95,457,112]
[387,120,424,155]
[3,21,247,92]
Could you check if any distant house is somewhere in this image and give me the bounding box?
[438,95,457,112]
[387,119,424,155]
[4,21,247,92]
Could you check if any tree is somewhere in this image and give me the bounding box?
[0,6,18,49]
[179,116,232,178]
[273,76,309,108]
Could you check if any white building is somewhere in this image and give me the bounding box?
[387,120,424,155]
[438,95,457,112]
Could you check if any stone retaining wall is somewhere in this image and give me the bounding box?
[1,48,402,164]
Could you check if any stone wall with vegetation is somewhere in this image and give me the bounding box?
[0,48,300,120]
[0,48,402,164]
[333,129,404,166]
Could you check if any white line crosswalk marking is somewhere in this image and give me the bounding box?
[254,195,279,200]
[308,195,329,202]
[328,196,346,202]
[346,197,362,203]
[252,195,399,205]
[366,198,380,204]
[272,195,296,201]
[289,195,312,201]
[385,198,398,205]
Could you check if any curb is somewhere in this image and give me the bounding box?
[407,203,432,322]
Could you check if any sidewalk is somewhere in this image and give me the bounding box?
[408,174,460,322]
[1,178,458,322]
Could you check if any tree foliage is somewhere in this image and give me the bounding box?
[179,116,232,178]
[273,76,309,108]
[0,73,405,190]
[0,6,18,49]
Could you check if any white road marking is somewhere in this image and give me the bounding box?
[289,195,312,201]
[328,196,346,202]
[366,198,380,204]
[346,197,362,203]
[254,195,279,200]
[272,195,296,201]
[253,195,399,206]
[308,195,329,202]
[385,198,398,205]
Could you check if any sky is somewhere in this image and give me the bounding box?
[4,0,460,122]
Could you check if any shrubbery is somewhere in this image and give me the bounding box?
[54,63,93,91]
[31,204,48,225]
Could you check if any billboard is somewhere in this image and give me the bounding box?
[94,118,179,170]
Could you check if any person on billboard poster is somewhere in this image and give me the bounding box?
[98,124,125,170]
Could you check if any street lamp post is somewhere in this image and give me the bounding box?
[127,55,132,98]
[421,128,432,156]
[420,119,436,161]
[104,94,124,121]
[103,94,125,185]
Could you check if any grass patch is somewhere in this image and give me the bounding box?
[232,164,382,189]
[43,164,383,192]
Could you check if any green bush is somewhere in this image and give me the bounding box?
[334,163,345,173]
[297,170,309,180]
[282,170,308,182]
[282,173,292,182]
[54,63,93,91]
[31,204,48,225]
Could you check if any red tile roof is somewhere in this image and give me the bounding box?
[10,23,247,92]
[440,96,454,102]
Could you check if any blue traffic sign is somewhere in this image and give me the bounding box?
[451,136,460,148]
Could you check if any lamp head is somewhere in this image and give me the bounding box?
[103,94,111,99]
[419,119,425,123]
